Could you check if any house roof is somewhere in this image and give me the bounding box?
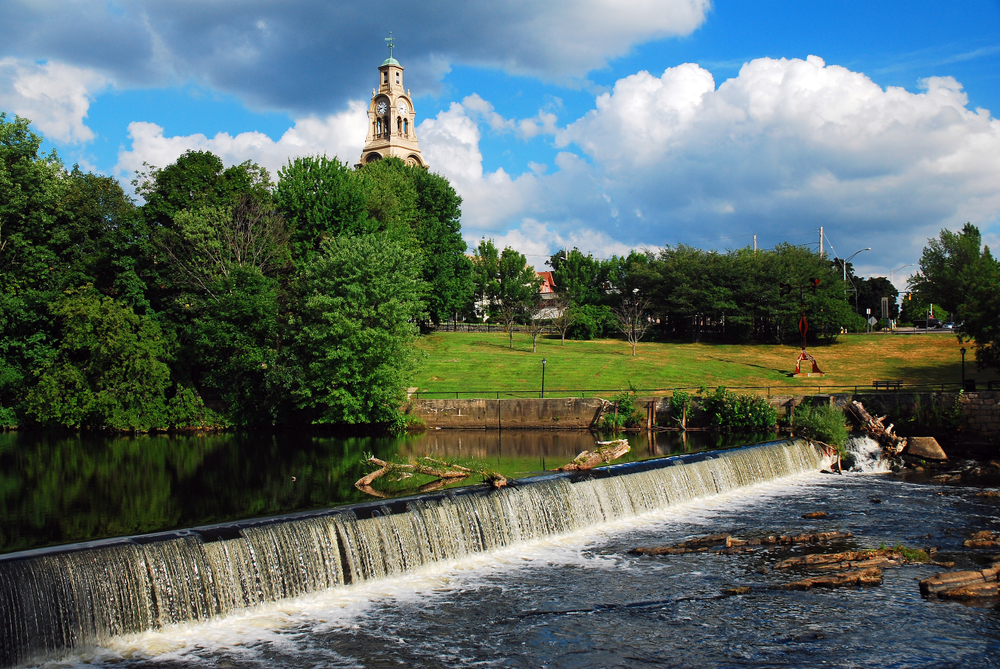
[538,271,557,294]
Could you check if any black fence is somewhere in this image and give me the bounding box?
[409,381,987,400]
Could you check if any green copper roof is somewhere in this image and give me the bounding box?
[381,57,400,66]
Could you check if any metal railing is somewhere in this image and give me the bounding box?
[409,381,980,400]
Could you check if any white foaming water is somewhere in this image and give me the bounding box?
[1,439,825,668]
[844,435,892,473]
[50,470,829,668]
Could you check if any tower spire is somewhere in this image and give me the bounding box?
[385,32,394,61]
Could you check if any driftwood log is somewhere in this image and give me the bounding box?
[848,400,906,454]
[355,457,505,497]
[558,439,630,471]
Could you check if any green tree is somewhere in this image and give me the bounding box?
[274,155,371,262]
[24,287,181,430]
[908,223,989,320]
[291,233,426,428]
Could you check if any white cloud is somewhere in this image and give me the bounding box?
[549,55,1000,265]
[115,101,368,181]
[0,58,108,143]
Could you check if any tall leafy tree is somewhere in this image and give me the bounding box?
[908,223,989,320]
[291,233,426,427]
[274,155,371,262]
[23,287,184,430]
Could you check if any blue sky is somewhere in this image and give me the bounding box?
[2,0,999,283]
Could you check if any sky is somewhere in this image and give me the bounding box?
[2,0,1000,286]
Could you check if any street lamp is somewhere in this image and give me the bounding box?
[541,358,547,398]
[889,264,914,286]
[841,247,872,281]
[961,347,967,388]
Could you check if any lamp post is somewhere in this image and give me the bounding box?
[889,264,914,286]
[541,358,546,398]
[961,347,966,388]
[841,247,872,282]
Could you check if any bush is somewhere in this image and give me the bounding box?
[703,387,777,430]
[601,390,643,430]
[668,390,691,426]
[566,304,616,340]
[793,403,849,453]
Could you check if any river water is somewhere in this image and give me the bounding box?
[0,429,771,555]
[21,469,1000,667]
[4,432,1000,668]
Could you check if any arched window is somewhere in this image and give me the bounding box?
[383,71,388,84]
[403,119,408,135]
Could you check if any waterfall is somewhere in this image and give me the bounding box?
[843,435,892,473]
[0,438,823,668]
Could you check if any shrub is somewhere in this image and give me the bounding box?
[668,390,691,427]
[793,403,849,453]
[601,390,643,430]
[703,387,777,430]
[566,304,616,340]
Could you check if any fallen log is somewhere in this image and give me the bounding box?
[778,567,883,590]
[558,439,630,471]
[848,400,906,455]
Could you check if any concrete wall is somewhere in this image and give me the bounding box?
[409,391,1000,437]
[408,398,605,429]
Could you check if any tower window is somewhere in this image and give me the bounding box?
[396,73,400,83]
[383,72,388,84]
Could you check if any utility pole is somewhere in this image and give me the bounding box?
[753,235,757,254]
[819,227,824,259]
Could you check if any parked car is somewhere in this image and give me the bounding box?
[944,322,956,329]
[912,318,943,329]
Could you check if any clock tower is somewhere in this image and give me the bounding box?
[357,34,427,168]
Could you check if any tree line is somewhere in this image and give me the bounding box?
[1,113,470,431]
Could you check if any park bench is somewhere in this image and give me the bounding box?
[872,380,902,391]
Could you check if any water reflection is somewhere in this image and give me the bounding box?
[0,429,774,555]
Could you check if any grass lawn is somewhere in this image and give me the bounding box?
[412,331,999,397]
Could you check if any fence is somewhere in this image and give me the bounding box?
[424,322,558,334]
[409,381,976,400]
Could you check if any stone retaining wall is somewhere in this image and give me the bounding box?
[409,391,1000,437]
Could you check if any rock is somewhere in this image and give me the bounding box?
[778,567,883,590]
[938,582,1000,600]
[802,511,828,519]
[977,491,1000,499]
[722,586,751,596]
[630,533,731,555]
[870,498,883,504]
[907,437,948,460]
[920,567,1000,596]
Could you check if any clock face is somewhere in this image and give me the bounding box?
[376,101,387,115]
[397,101,408,116]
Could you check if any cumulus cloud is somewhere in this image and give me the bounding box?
[0,0,710,115]
[0,58,108,143]
[115,101,368,180]
[550,55,1000,263]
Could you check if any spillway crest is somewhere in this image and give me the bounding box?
[0,438,823,667]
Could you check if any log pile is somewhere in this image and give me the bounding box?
[847,400,906,455]
[558,439,630,471]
